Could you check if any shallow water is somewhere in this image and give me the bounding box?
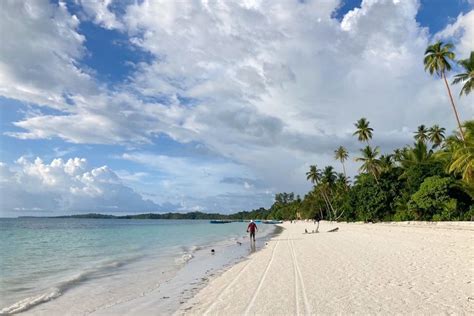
[0,218,276,314]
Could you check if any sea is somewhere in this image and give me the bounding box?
[0,218,279,315]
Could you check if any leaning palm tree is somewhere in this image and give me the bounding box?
[452,51,474,96]
[355,145,381,182]
[428,125,446,148]
[306,165,335,220]
[334,146,349,177]
[414,125,429,143]
[353,118,373,145]
[424,41,465,141]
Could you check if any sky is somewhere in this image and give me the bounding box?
[0,0,473,217]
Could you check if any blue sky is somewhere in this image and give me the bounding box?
[0,0,472,216]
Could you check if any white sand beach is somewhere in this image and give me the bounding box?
[177,221,474,315]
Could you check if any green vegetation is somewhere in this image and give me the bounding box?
[262,44,473,222]
[261,119,473,222]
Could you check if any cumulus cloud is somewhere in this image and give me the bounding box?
[435,10,474,57]
[1,0,473,213]
[0,157,159,216]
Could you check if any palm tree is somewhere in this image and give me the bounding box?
[353,118,373,145]
[336,173,349,188]
[446,120,474,186]
[393,147,408,164]
[452,51,474,96]
[424,41,465,141]
[355,145,381,182]
[379,154,393,172]
[306,165,335,220]
[408,141,432,164]
[428,125,446,148]
[334,146,349,177]
[414,125,429,143]
[335,173,350,190]
[322,166,337,186]
[306,165,322,185]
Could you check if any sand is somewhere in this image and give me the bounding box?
[176,221,474,315]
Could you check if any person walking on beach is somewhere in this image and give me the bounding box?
[247,220,258,242]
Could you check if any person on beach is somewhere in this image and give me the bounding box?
[247,220,258,242]
[314,212,322,233]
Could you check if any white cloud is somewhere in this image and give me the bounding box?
[120,152,264,197]
[435,10,474,57]
[0,157,158,216]
[0,0,96,109]
[76,0,123,30]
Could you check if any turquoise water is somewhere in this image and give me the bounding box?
[0,218,276,314]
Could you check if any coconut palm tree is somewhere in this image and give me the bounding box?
[306,165,335,220]
[322,166,337,186]
[446,120,474,186]
[452,51,474,96]
[334,146,349,177]
[399,141,433,172]
[306,165,322,185]
[393,147,408,164]
[424,41,465,141]
[355,145,381,182]
[414,125,429,143]
[379,154,394,172]
[335,172,350,191]
[335,173,349,186]
[353,118,373,145]
[428,125,446,148]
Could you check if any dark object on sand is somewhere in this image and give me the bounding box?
[237,241,242,246]
[327,227,339,232]
[211,249,215,254]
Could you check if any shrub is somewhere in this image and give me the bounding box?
[409,176,471,220]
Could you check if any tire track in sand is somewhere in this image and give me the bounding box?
[289,235,300,315]
[289,233,311,315]
[203,259,253,315]
[243,240,280,315]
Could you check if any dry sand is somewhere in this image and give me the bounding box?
[177,221,474,315]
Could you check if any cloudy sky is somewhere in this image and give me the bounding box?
[0,0,472,216]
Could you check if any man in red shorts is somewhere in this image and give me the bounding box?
[247,220,258,242]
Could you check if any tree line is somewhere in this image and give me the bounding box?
[260,42,473,222]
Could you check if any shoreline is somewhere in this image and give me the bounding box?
[88,224,282,315]
[176,221,474,315]
[13,222,281,315]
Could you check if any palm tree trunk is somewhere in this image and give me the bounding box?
[442,71,465,142]
[322,189,337,220]
[342,162,346,178]
[373,173,379,184]
[321,191,332,221]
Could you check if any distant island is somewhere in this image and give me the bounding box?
[19,209,271,221]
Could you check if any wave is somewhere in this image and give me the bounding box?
[175,253,194,265]
[0,256,140,315]
[0,289,60,315]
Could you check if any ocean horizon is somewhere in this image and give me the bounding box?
[0,218,278,314]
